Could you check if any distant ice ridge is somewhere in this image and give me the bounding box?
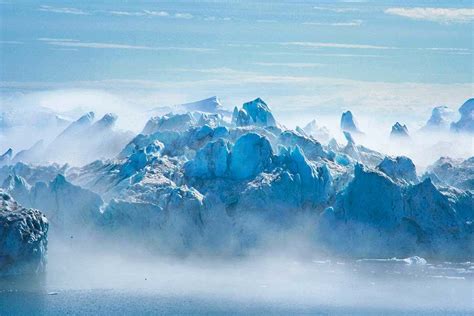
[2,111,133,166]
[0,190,48,276]
[149,96,227,116]
[295,119,331,143]
[0,96,473,262]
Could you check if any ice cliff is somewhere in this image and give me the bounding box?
[320,164,473,258]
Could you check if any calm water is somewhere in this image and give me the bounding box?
[1,255,473,315]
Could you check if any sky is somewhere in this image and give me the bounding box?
[0,0,473,126]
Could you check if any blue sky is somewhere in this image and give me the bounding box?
[0,0,473,124]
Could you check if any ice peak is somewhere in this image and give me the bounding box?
[234,98,277,127]
[340,110,362,134]
[1,148,13,159]
[390,122,409,138]
[93,113,118,130]
[0,148,13,166]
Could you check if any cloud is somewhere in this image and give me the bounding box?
[253,62,324,68]
[303,20,363,26]
[109,10,169,17]
[384,7,474,24]
[423,47,470,52]
[174,13,193,19]
[226,43,259,48]
[173,67,315,84]
[0,40,23,44]
[38,38,79,42]
[38,38,214,53]
[38,5,89,15]
[144,10,169,17]
[204,16,232,21]
[313,6,361,13]
[261,52,385,58]
[108,10,190,19]
[256,19,277,23]
[277,41,470,55]
[281,42,395,50]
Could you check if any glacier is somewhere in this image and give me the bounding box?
[0,96,473,274]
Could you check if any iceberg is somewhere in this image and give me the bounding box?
[0,190,48,276]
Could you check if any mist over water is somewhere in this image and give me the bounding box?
[1,238,473,315]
